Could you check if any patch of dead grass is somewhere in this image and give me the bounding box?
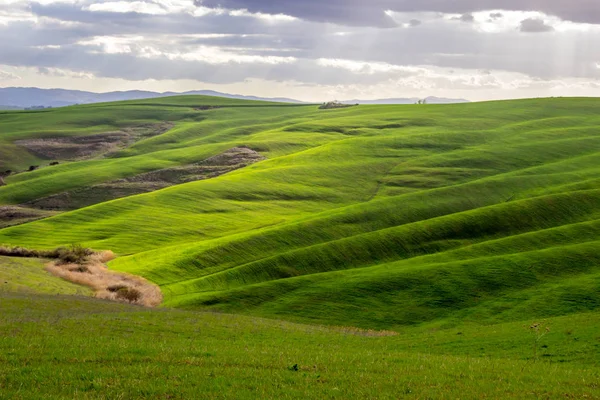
[45,250,162,307]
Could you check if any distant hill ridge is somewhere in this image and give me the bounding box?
[0,87,468,108]
[346,96,469,105]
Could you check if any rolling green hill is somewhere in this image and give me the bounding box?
[1,96,599,331]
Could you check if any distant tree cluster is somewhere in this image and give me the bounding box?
[319,101,358,110]
[24,105,52,111]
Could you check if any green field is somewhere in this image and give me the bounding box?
[0,95,599,397]
[0,256,91,295]
[1,292,599,399]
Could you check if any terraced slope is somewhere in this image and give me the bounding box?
[0,96,599,329]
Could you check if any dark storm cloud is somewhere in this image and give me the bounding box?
[198,0,600,26]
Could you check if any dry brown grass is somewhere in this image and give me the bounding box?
[333,326,398,337]
[0,244,159,306]
[291,322,398,337]
[46,257,162,307]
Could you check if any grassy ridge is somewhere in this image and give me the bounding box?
[0,97,599,329]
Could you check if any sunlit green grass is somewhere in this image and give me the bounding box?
[0,96,599,330]
[0,256,91,295]
[1,96,600,398]
[1,292,599,399]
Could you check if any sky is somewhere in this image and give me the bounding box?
[0,0,599,101]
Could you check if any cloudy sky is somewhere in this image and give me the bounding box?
[0,0,599,101]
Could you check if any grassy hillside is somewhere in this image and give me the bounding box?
[0,255,91,295]
[0,96,599,330]
[1,292,599,399]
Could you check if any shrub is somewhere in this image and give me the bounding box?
[0,246,40,258]
[55,244,93,264]
[28,165,39,172]
[116,287,142,303]
[0,244,93,263]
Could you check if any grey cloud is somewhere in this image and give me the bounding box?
[198,0,600,27]
[520,18,555,33]
[2,17,599,84]
[0,0,598,92]
[452,14,475,23]
[0,42,422,86]
[490,12,503,19]
[409,19,422,27]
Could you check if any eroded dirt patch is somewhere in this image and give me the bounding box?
[14,122,174,161]
[0,206,58,228]
[25,147,265,211]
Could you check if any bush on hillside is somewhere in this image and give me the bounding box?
[55,244,93,264]
[0,244,94,264]
[0,246,43,258]
[116,287,142,303]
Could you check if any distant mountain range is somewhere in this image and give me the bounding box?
[0,87,303,108]
[0,87,469,108]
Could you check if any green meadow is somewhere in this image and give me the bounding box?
[1,96,599,398]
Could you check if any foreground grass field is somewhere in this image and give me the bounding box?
[1,292,599,399]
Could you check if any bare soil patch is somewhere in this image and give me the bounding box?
[0,206,57,228]
[25,147,265,211]
[123,146,265,184]
[14,122,174,161]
